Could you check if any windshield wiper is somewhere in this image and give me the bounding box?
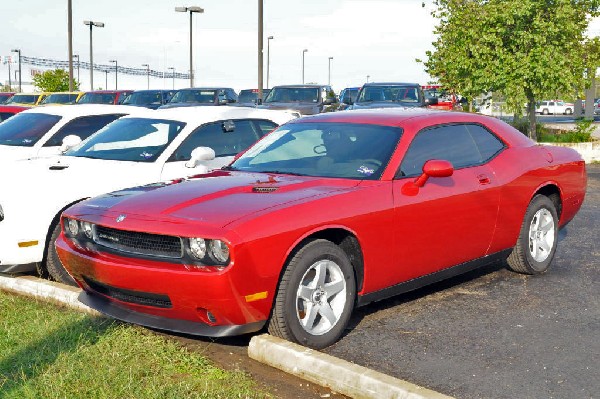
[221,165,238,171]
[259,170,306,176]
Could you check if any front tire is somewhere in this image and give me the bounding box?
[268,239,356,349]
[507,195,558,274]
[45,223,77,286]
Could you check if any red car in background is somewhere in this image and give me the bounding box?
[77,90,133,105]
[0,105,29,122]
[57,109,586,349]
[0,93,15,104]
[422,85,462,110]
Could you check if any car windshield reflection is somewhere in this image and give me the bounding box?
[231,122,402,180]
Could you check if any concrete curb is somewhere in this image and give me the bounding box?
[0,274,100,316]
[1,275,453,399]
[249,334,454,399]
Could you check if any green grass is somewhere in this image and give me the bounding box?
[0,291,270,399]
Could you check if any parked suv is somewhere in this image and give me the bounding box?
[535,100,574,115]
[237,89,271,105]
[161,87,238,109]
[338,87,360,110]
[349,82,436,110]
[259,84,338,115]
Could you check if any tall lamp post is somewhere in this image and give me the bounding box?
[175,6,204,88]
[302,48,308,84]
[68,0,74,91]
[328,56,333,86]
[11,49,21,92]
[142,64,150,89]
[73,54,80,84]
[110,60,118,90]
[84,20,105,90]
[168,67,175,90]
[366,75,370,83]
[104,70,108,90]
[266,35,273,89]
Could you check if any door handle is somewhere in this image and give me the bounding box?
[477,174,491,185]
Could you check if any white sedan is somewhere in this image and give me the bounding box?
[0,104,143,162]
[0,106,296,284]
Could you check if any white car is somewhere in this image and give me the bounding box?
[535,100,574,115]
[0,104,143,162]
[0,106,296,284]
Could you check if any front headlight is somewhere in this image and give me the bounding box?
[81,221,93,238]
[189,238,207,259]
[65,218,79,236]
[209,240,230,264]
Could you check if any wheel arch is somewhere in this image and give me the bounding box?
[40,198,90,271]
[532,183,562,219]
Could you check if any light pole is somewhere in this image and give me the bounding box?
[11,49,21,92]
[267,35,273,89]
[68,0,74,91]
[104,70,108,90]
[168,67,175,90]
[73,54,80,85]
[328,56,333,86]
[142,64,150,89]
[84,20,105,90]
[367,75,370,83]
[175,6,204,88]
[110,60,118,90]
[302,49,308,84]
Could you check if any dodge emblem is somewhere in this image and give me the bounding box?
[116,214,126,223]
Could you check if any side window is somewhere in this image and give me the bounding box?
[255,120,278,136]
[168,119,268,162]
[44,114,124,147]
[398,123,504,177]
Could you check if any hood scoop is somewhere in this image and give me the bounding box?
[252,186,279,193]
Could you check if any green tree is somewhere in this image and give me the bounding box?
[32,69,79,92]
[422,0,600,140]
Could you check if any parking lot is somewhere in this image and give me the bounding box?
[322,165,600,398]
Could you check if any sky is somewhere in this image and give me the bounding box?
[0,0,440,93]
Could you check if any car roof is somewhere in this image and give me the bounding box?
[176,87,235,91]
[119,105,297,126]
[0,105,29,112]
[82,90,131,94]
[19,104,144,118]
[271,84,329,88]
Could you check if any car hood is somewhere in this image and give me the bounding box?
[259,102,321,115]
[0,145,35,162]
[80,171,360,228]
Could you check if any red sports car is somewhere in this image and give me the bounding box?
[56,109,587,349]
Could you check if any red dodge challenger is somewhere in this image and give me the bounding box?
[56,109,587,349]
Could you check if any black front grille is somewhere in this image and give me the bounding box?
[84,276,172,308]
[94,225,183,259]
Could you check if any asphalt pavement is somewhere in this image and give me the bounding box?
[323,165,600,399]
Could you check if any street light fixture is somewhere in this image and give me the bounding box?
[168,67,175,90]
[367,75,370,83]
[328,56,333,86]
[83,20,105,90]
[142,64,150,89]
[175,6,204,88]
[302,49,308,84]
[11,49,21,92]
[110,60,118,90]
[267,35,274,89]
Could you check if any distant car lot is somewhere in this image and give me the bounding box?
[323,164,600,399]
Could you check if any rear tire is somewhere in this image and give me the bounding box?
[45,223,77,286]
[268,239,356,349]
[507,195,558,274]
[542,109,549,115]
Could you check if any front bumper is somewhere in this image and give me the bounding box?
[0,227,44,273]
[55,234,274,337]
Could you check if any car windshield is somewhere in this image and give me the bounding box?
[66,117,186,162]
[41,93,79,105]
[230,122,402,180]
[6,94,38,105]
[342,89,359,103]
[357,85,420,103]
[170,90,216,104]
[78,93,117,104]
[0,113,62,146]
[264,87,320,103]
[122,91,163,106]
[238,89,270,103]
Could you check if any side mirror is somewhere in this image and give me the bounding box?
[402,159,453,195]
[186,146,216,169]
[218,98,228,105]
[424,97,439,106]
[60,135,82,153]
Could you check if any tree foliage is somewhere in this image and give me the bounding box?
[423,0,600,140]
[32,69,79,92]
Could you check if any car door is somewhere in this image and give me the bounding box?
[390,123,505,282]
[160,119,278,180]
